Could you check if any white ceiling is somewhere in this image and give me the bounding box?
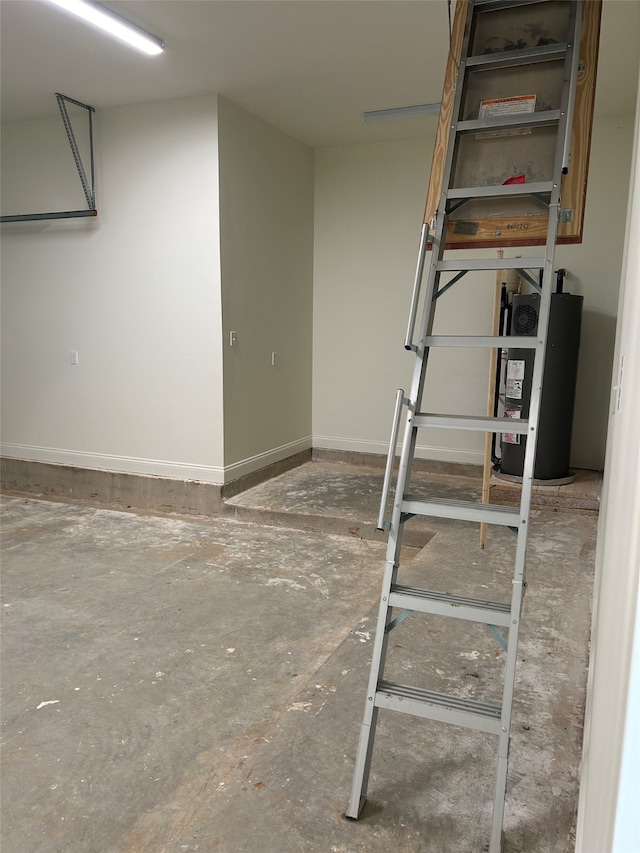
[1,0,639,148]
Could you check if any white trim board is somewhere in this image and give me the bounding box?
[223,436,312,481]
[1,437,313,485]
[312,435,485,466]
[2,435,477,481]
[1,443,226,484]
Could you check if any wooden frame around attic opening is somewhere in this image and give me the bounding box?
[424,0,602,249]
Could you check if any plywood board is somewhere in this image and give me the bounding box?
[423,0,602,249]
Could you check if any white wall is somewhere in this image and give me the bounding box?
[313,114,635,470]
[575,80,640,853]
[313,134,481,462]
[1,95,225,482]
[218,97,314,478]
[556,115,636,469]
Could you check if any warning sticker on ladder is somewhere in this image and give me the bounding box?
[477,94,536,139]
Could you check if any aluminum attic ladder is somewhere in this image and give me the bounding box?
[346,1,582,850]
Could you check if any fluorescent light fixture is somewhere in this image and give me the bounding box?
[363,103,441,123]
[45,0,164,56]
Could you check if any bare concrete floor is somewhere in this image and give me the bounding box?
[1,462,597,852]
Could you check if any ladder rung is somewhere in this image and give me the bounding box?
[413,413,530,434]
[465,42,567,70]
[457,110,561,135]
[437,257,544,271]
[402,496,521,527]
[447,181,554,201]
[424,335,537,349]
[389,585,511,626]
[376,680,502,735]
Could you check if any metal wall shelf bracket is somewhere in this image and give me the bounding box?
[1,93,97,224]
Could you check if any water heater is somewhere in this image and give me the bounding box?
[500,292,583,481]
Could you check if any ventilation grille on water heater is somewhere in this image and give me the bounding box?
[512,302,539,336]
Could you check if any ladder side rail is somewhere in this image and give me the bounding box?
[561,1,583,173]
[490,208,559,853]
[510,0,583,616]
[347,368,433,814]
[346,560,389,815]
[404,223,431,351]
[395,196,453,511]
[377,389,406,531]
[489,210,560,853]
[347,195,451,819]
[489,4,583,849]
[349,0,474,818]
[392,200,450,531]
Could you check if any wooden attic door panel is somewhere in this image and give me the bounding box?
[423,0,602,249]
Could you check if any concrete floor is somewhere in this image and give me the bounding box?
[1,461,598,852]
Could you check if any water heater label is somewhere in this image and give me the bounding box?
[506,359,525,399]
[503,409,522,445]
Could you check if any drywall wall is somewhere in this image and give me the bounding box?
[556,115,636,470]
[1,94,225,482]
[312,112,635,471]
[218,97,314,478]
[575,78,640,853]
[312,133,495,465]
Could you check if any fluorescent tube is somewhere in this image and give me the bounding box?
[45,0,164,56]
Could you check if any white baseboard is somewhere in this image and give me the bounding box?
[311,435,484,466]
[2,434,477,482]
[1,443,226,483]
[1,437,313,485]
[223,436,312,481]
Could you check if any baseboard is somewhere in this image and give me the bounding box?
[311,447,483,479]
[221,449,312,500]
[1,437,480,518]
[0,443,225,484]
[223,437,312,482]
[311,435,484,467]
[1,437,313,485]
[0,447,313,517]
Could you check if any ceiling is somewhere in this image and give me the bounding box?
[1,0,639,148]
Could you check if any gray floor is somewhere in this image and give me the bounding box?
[1,461,597,852]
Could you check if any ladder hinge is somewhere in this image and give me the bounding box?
[559,208,574,222]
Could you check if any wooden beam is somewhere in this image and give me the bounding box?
[480,249,504,550]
